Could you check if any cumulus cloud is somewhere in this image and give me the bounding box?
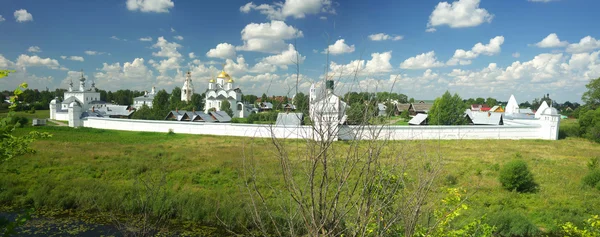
[400,51,445,69]
[152,36,182,58]
[139,37,153,42]
[447,36,504,65]
[61,56,84,62]
[0,15,5,22]
[329,51,393,76]
[188,52,196,59]
[323,39,355,55]
[368,33,403,41]
[173,35,184,40]
[260,44,305,70]
[512,52,521,58]
[27,46,41,53]
[110,36,121,40]
[206,43,237,59]
[535,33,568,48]
[95,58,155,90]
[236,21,303,53]
[85,50,107,56]
[126,0,174,13]
[427,0,493,31]
[566,36,600,54]
[444,51,600,101]
[14,9,33,22]
[16,55,62,70]
[240,0,334,20]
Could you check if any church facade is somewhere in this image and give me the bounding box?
[204,69,252,118]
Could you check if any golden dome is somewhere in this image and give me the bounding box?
[227,78,234,83]
[217,71,230,78]
[209,78,215,83]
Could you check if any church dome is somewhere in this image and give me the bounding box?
[541,107,559,116]
[217,71,230,78]
[209,78,215,83]
[227,78,234,83]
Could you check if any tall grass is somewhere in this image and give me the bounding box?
[1,125,600,235]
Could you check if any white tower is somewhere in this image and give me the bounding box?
[181,71,194,102]
[79,70,86,92]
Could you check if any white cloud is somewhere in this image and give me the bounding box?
[323,39,355,55]
[426,28,437,33]
[85,50,107,56]
[512,52,521,58]
[63,56,84,62]
[174,35,184,40]
[14,9,33,22]
[528,0,556,2]
[16,54,64,70]
[400,51,445,69]
[237,21,303,53]
[188,52,196,59]
[224,56,250,76]
[94,58,155,90]
[566,36,600,54]
[206,43,237,59]
[472,36,504,55]
[126,0,174,13]
[447,36,504,65]
[28,46,41,53]
[0,54,16,68]
[329,51,393,76]
[0,15,5,22]
[260,44,305,70]
[240,0,334,20]
[427,0,493,31]
[368,33,403,41]
[110,36,121,40]
[320,16,327,20]
[152,36,182,58]
[535,33,568,48]
[139,37,153,42]
[171,27,176,32]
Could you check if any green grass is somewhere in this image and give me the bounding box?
[1,125,600,235]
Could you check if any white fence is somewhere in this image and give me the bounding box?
[81,117,559,140]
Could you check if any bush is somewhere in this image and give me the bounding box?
[582,170,600,188]
[487,210,540,237]
[499,156,538,193]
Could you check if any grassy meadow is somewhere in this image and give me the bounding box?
[1,115,599,235]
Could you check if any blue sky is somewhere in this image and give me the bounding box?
[1,0,599,103]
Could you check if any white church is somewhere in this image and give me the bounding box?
[203,68,252,118]
[49,71,133,123]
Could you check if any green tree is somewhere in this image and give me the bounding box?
[169,87,182,110]
[384,101,396,116]
[486,97,498,106]
[499,154,538,193]
[220,100,233,117]
[293,92,309,116]
[261,93,268,103]
[579,108,600,143]
[131,104,156,120]
[583,77,600,108]
[191,93,204,111]
[475,97,486,105]
[428,91,468,125]
[347,102,376,125]
[243,94,258,104]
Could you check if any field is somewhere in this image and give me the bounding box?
[1,114,600,236]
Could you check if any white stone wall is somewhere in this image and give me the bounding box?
[82,117,313,139]
[78,116,560,140]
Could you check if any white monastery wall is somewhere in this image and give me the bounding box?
[82,117,314,139]
[80,117,559,140]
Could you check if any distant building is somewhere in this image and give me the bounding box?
[204,67,252,118]
[133,87,156,109]
[50,71,132,122]
[164,110,231,123]
[309,80,348,126]
[181,71,194,102]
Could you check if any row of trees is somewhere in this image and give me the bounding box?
[132,87,204,120]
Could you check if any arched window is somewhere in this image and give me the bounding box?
[237,103,242,110]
